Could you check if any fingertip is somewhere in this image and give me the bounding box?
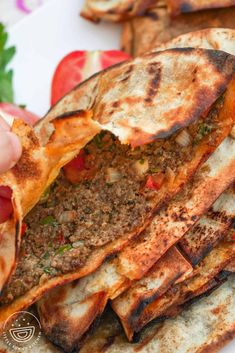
[7,132,22,167]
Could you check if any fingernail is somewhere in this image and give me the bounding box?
[0,132,22,173]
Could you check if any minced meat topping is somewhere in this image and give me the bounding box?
[0,97,223,305]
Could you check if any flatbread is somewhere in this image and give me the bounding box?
[1,47,232,292]
[80,276,235,353]
[179,186,235,265]
[167,0,235,16]
[121,11,235,56]
[37,246,191,352]
[80,0,158,22]
[125,232,235,336]
[1,48,234,330]
[37,138,235,350]
[0,277,234,353]
[111,189,235,340]
[80,0,235,22]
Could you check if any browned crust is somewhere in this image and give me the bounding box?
[131,240,235,335]
[79,276,235,353]
[121,8,235,57]
[80,0,157,23]
[167,0,235,16]
[196,329,235,353]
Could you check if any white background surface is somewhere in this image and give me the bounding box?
[8,1,235,352]
[9,0,121,117]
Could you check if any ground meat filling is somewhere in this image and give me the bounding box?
[0,97,223,305]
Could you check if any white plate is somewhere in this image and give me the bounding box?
[8,1,235,352]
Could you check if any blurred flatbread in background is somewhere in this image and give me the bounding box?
[121,6,235,56]
[167,0,235,16]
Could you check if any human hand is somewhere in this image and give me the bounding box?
[0,104,40,224]
[0,116,22,174]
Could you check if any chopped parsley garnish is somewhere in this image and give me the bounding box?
[40,215,57,226]
[93,131,106,148]
[43,266,53,275]
[57,244,73,255]
[150,167,160,174]
[0,23,16,103]
[42,251,50,260]
[194,123,213,144]
[139,158,145,165]
[40,187,51,203]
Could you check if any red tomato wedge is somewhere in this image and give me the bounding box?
[64,150,86,184]
[0,186,13,224]
[0,103,39,126]
[21,223,27,236]
[51,50,131,106]
[145,174,165,191]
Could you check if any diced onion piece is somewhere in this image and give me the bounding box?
[165,166,175,184]
[230,126,235,139]
[133,159,149,176]
[72,241,85,248]
[106,168,122,183]
[175,129,191,147]
[58,211,77,224]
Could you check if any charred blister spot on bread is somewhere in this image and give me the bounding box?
[145,62,161,104]
[12,149,41,181]
[207,209,231,224]
[146,10,159,20]
[198,329,235,353]
[119,65,134,83]
[53,109,88,121]
[26,129,40,148]
[179,2,193,14]
[206,51,233,74]
[99,335,116,352]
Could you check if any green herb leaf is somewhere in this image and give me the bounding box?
[42,251,50,260]
[194,123,213,145]
[139,158,145,165]
[43,266,53,275]
[57,244,73,255]
[40,215,57,226]
[40,187,51,203]
[0,23,16,103]
[93,131,106,148]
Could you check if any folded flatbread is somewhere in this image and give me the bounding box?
[167,0,235,16]
[0,276,234,353]
[37,139,235,351]
[81,0,158,22]
[1,48,234,332]
[80,0,235,22]
[33,29,235,352]
[121,11,235,56]
[80,275,235,353]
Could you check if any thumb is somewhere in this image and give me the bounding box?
[0,131,22,174]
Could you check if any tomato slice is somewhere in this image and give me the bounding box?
[64,150,87,184]
[0,186,13,224]
[51,50,131,106]
[100,50,131,68]
[21,223,27,236]
[0,103,39,126]
[145,174,165,191]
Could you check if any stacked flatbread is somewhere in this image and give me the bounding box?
[0,4,235,353]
